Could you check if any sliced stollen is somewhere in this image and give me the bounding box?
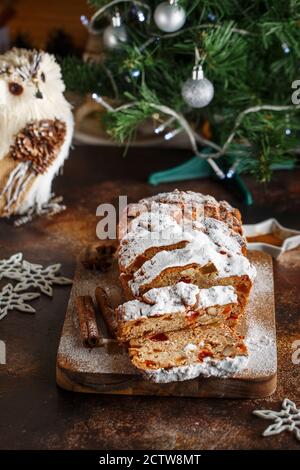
[116,282,239,342]
[140,191,243,236]
[118,207,193,275]
[128,323,248,383]
[122,229,256,316]
[119,212,246,277]
[119,190,243,238]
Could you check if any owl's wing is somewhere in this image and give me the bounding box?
[1,119,66,215]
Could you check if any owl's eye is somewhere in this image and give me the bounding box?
[8,82,24,96]
[41,72,46,82]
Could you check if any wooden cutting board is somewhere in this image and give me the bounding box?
[56,250,277,398]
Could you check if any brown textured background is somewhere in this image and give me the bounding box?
[0,145,300,450]
[8,0,89,49]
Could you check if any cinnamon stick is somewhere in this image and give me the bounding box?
[75,295,100,348]
[95,286,118,338]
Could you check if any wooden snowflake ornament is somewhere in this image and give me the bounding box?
[0,252,72,320]
[11,260,72,296]
[0,283,40,320]
[253,398,300,442]
[0,252,23,279]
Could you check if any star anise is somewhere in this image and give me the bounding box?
[82,245,116,272]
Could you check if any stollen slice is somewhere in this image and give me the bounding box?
[128,323,248,383]
[123,233,255,315]
[116,282,239,342]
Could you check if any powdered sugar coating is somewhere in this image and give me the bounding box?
[119,209,196,270]
[198,285,237,308]
[136,190,241,230]
[120,211,244,272]
[203,217,244,253]
[183,343,198,354]
[123,190,244,243]
[145,355,248,383]
[138,189,218,208]
[129,233,256,296]
[119,282,198,320]
[144,282,199,307]
[117,299,154,321]
[128,205,184,233]
[118,283,237,321]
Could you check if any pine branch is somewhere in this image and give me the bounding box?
[60,57,105,95]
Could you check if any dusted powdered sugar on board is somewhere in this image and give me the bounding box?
[56,250,277,397]
[241,254,277,378]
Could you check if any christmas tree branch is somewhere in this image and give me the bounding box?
[66,1,300,182]
[221,103,300,157]
[105,84,300,156]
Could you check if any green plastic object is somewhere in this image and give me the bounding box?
[224,173,253,206]
[148,154,254,205]
[148,155,212,185]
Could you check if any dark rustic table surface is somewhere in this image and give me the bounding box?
[0,144,300,450]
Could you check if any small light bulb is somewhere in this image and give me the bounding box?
[207,13,217,22]
[164,131,174,140]
[154,117,176,135]
[226,169,235,178]
[80,15,89,27]
[130,69,141,78]
[164,128,182,140]
[137,10,146,22]
[282,43,290,54]
[285,128,292,136]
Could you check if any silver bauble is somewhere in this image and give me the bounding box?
[103,24,127,50]
[154,1,186,33]
[181,66,214,108]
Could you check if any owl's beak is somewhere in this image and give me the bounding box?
[35,89,43,99]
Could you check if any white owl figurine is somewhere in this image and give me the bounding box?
[0,48,73,218]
